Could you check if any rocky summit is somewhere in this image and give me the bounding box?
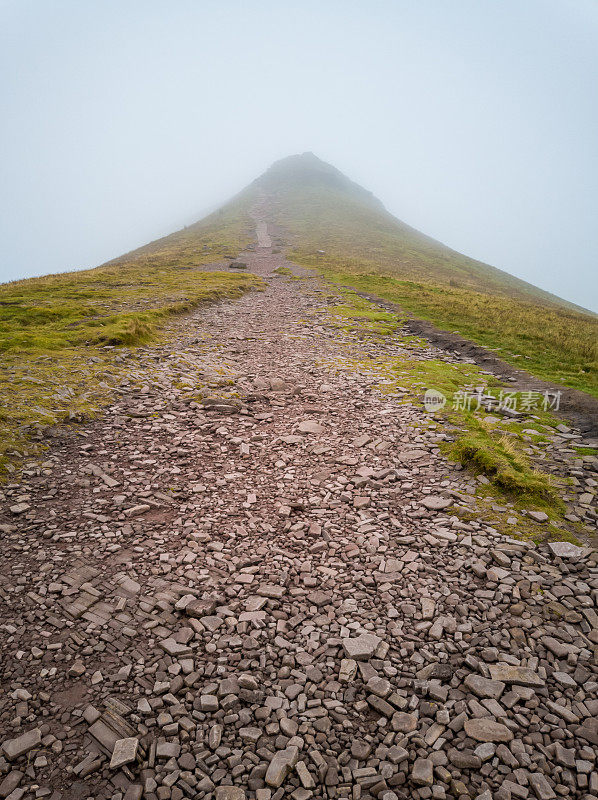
[0,207,597,800]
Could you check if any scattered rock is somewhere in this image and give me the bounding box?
[0,240,595,800]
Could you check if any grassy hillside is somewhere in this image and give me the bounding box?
[0,200,259,473]
[252,154,597,396]
[316,271,597,397]
[256,153,591,310]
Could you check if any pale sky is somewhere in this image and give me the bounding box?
[1,0,597,311]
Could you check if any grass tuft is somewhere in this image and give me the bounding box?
[449,430,560,504]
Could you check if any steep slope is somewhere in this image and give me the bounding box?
[100,150,590,314]
[245,152,588,311]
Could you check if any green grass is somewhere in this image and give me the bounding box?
[0,269,259,352]
[0,201,261,476]
[369,341,575,541]
[572,446,598,456]
[327,289,402,335]
[450,488,580,546]
[267,179,589,311]
[449,430,560,504]
[1,200,257,352]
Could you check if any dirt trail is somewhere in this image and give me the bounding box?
[0,224,597,800]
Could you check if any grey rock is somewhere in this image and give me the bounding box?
[528,511,548,522]
[342,633,382,661]
[547,541,586,559]
[411,758,434,786]
[110,737,138,769]
[2,729,41,761]
[420,495,452,510]
[528,772,556,799]
[265,746,300,788]
[215,788,246,800]
[297,420,325,434]
[464,674,505,699]
[338,658,358,682]
[391,712,418,733]
[488,664,545,687]
[0,771,23,798]
[464,718,514,742]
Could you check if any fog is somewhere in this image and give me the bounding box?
[1,0,597,311]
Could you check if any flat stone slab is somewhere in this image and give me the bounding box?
[391,712,418,733]
[110,737,138,769]
[464,674,505,699]
[528,773,557,800]
[464,718,514,743]
[420,495,452,510]
[184,597,218,617]
[306,590,331,607]
[265,745,299,788]
[297,420,325,434]
[338,658,358,682]
[411,757,434,786]
[159,638,192,656]
[215,787,246,800]
[488,665,545,687]
[342,633,382,661]
[2,728,41,760]
[547,541,586,559]
[528,511,548,522]
[257,584,286,599]
[398,450,428,462]
[0,771,24,797]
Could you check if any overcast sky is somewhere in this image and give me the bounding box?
[1,0,597,311]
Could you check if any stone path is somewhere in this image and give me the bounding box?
[0,228,597,800]
[256,223,272,249]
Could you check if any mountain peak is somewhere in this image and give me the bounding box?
[252,152,382,207]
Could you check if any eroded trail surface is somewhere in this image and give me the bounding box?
[1,236,597,800]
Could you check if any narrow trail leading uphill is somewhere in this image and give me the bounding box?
[0,222,597,800]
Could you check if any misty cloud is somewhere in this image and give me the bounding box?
[1,0,597,310]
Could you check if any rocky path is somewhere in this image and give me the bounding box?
[0,233,597,800]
